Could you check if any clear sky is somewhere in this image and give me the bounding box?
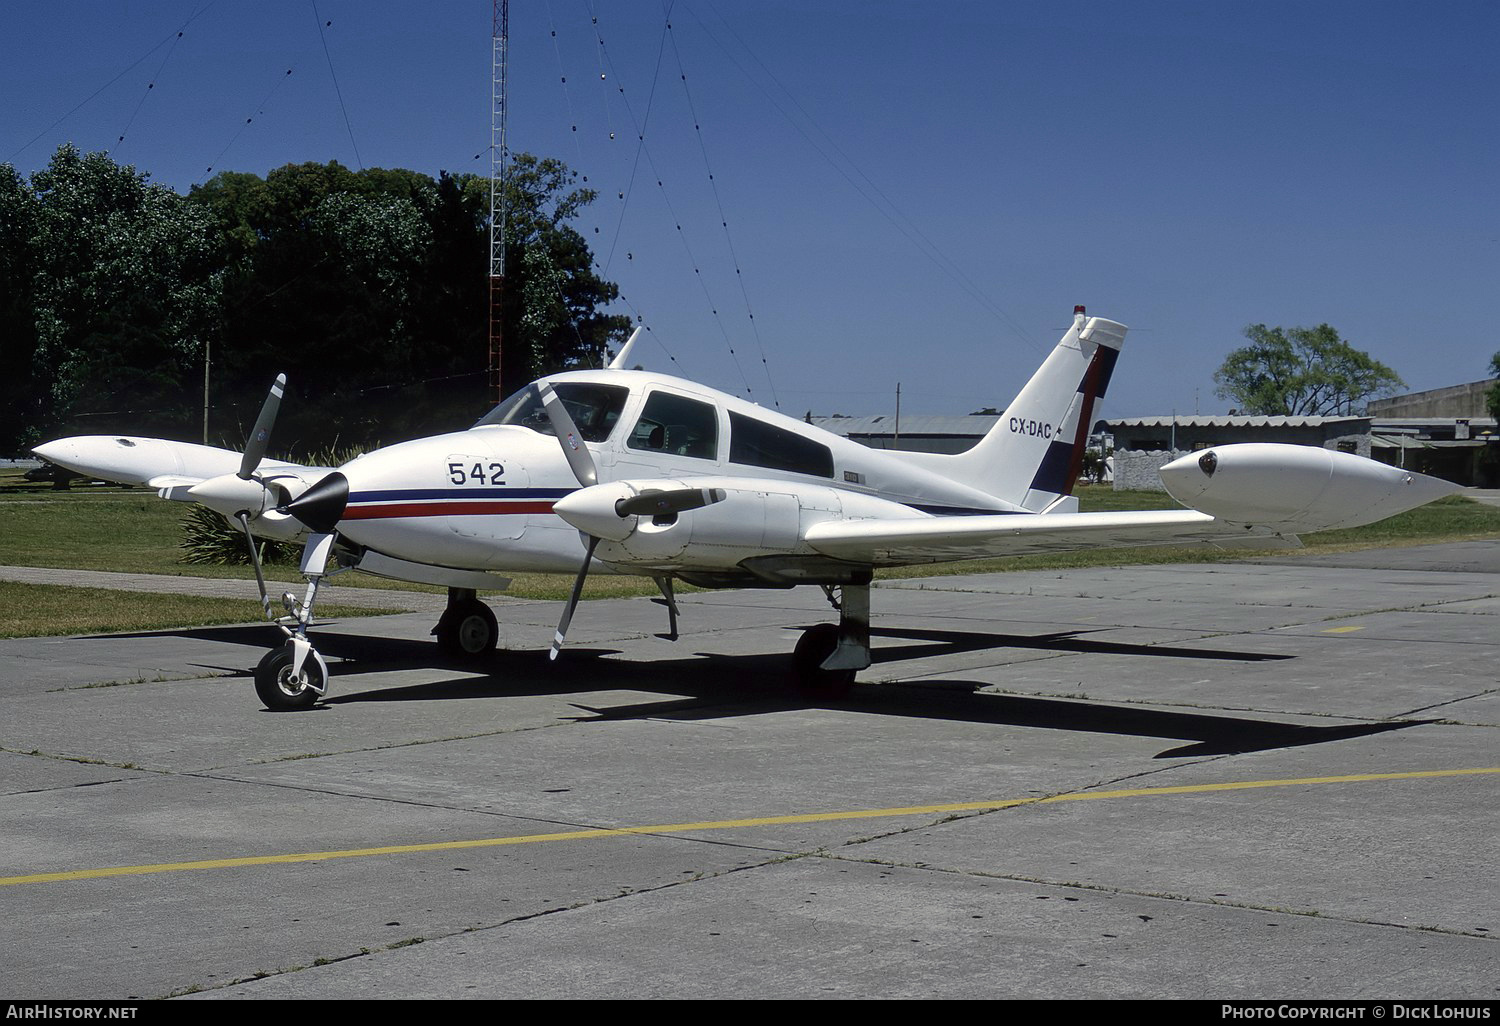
[3,1,1496,422]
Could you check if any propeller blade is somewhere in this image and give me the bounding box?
[537,382,599,487]
[614,486,726,519]
[282,471,349,534]
[239,373,287,480]
[549,535,601,661]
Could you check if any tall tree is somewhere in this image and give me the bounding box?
[1213,323,1404,417]
[6,145,224,446]
[492,154,631,395]
[191,154,627,450]
[0,164,42,453]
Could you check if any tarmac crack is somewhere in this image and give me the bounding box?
[173,848,802,999]
[809,851,1498,942]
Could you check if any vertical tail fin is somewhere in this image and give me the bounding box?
[948,313,1126,510]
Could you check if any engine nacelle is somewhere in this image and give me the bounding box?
[1159,443,1458,533]
[552,477,924,570]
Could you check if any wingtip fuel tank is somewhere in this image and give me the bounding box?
[1159,443,1460,533]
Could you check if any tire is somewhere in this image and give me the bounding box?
[793,623,856,697]
[435,599,499,658]
[254,647,323,711]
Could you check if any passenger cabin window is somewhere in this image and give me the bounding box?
[475,383,629,443]
[728,411,834,478]
[627,391,719,461]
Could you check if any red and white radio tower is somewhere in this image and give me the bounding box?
[488,0,509,403]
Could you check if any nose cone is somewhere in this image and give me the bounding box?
[284,472,349,534]
[1158,450,1216,503]
[552,482,638,541]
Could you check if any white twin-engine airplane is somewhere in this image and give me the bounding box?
[34,309,1458,711]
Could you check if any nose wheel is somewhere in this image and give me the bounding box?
[254,641,327,711]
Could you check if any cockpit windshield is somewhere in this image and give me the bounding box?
[474,382,630,443]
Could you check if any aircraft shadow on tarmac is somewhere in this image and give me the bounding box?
[87,621,1427,759]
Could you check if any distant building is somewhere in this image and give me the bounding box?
[808,415,999,455]
[1368,379,1497,420]
[1102,396,1499,490]
[1101,416,1372,491]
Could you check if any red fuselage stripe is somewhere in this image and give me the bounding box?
[343,501,556,520]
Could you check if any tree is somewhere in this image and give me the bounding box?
[492,154,631,395]
[3,145,223,448]
[1212,323,1404,416]
[0,164,42,453]
[4,148,626,454]
[1487,352,1500,421]
[191,154,627,450]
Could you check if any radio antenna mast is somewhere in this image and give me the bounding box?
[488,0,509,403]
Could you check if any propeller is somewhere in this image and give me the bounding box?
[186,374,339,625]
[541,384,603,660]
[540,382,727,659]
[187,374,288,519]
[546,486,727,660]
[537,381,598,488]
[240,373,285,480]
[538,381,723,660]
[614,486,725,519]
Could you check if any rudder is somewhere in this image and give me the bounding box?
[947,311,1126,510]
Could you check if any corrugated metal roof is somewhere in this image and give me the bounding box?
[811,415,999,436]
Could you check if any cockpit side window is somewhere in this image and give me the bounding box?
[626,391,719,461]
[728,411,835,477]
[475,383,629,443]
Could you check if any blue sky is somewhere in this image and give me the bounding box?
[3,1,1496,421]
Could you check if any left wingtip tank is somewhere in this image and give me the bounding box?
[1160,443,1460,532]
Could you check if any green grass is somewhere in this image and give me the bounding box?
[0,580,401,639]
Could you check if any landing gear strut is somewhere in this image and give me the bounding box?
[249,530,336,711]
[794,575,871,697]
[433,588,499,657]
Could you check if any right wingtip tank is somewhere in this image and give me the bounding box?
[1160,443,1461,533]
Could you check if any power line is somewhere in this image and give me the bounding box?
[310,1,362,170]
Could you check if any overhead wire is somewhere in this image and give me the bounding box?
[585,1,758,404]
[198,68,295,183]
[310,0,363,170]
[687,1,1047,355]
[6,1,219,166]
[663,9,779,409]
[110,2,202,159]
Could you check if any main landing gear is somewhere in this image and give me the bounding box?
[433,588,500,657]
[793,576,872,697]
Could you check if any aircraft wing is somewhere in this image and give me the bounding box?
[802,509,1296,566]
[31,436,323,498]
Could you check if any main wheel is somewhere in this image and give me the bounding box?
[434,599,499,658]
[254,647,323,711]
[793,623,856,697]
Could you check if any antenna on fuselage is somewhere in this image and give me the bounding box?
[606,326,644,370]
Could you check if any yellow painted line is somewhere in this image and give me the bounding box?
[3,767,1495,888]
[1321,626,1366,634]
